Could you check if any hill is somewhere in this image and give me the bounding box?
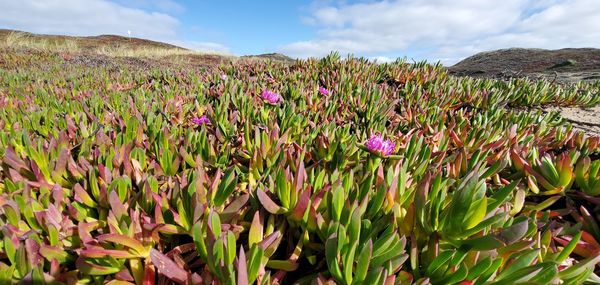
[449,48,600,81]
[0,29,296,68]
[0,29,184,51]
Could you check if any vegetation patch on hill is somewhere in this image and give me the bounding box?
[449,48,600,82]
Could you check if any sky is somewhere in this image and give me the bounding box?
[1,0,600,64]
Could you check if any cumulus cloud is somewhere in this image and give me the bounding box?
[0,0,228,53]
[171,40,231,54]
[279,0,600,64]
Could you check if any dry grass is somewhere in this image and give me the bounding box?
[0,31,232,60]
[94,45,231,59]
[2,31,80,52]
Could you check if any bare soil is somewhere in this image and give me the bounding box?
[545,106,600,137]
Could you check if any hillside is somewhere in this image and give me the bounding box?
[449,48,600,81]
[0,29,184,51]
[0,29,295,68]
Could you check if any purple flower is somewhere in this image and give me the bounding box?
[318,86,330,96]
[220,73,228,80]
[192,115,211,125]
[365,134,396,157]
[261,90,281,105]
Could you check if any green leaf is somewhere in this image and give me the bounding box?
[466,256,493,281]
[331,184,344,222]
[76,258,121,276]
[558,253,600,280]
[326,234,344,283]
[249,211,263,247]
[226,231,236,265]
[556,231,581,263]
[247,245,264,284]
[426,250,453,276]
[209,210,222,239]
[354,240,372,285]
[214,167,237,206]
[496,249,540,280]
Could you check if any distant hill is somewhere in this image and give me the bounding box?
[449,48,600,81]
[0,29,184,51]
[0,29,297,68]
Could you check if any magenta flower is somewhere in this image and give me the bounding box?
[192,115,211,125]
[318,86,330,95]
[365,134,396,157]
[261,90,281,105]
[220,73,228,80]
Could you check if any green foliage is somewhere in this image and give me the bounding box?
[0,51,600,284]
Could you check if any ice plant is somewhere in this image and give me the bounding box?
[318,86,330,95]
[261,90,281,105]
[4,49,600,284]
[365,134,396,157]
[220,73,228,80]
[192,115,211,125]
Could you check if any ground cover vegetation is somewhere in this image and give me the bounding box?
[1,49,600,284]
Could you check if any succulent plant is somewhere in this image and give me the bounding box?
[0,50,600,284]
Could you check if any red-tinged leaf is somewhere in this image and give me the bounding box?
[149,249,189,285]
[25,238,42,267]
[554,236,598,258]
[39,244,72,263]
[294,160,306,193]
[397,271,413,283]
[109,190,128,220]
[53,147,69,176]
[510,149,527,172]
[256,188,285,214]
[65,115,77,138]
[115,268,135,282]
[312,184,330,209]
[51,183,64,206]
[77,222,98,244]
[143,263,156,285]
[157,224,184,234]
[291,187,311,221]
[3,147,28,172]
[209,168,223,197]
[259,231,282,253]
[450,130,463,147]
[581,231,600,248]
[76,258,121,275]
[80,247,138,259]
[74,183,96,207]
[384,275,395,285]
[98,234,146,255]
[222,193,250,222]
[237,247,249,285]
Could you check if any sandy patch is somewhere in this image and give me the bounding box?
[546,106,600,137]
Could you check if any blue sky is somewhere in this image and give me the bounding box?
[113,0,318,55]
[1,0,600,64]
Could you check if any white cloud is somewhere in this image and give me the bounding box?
[171,40,231,54]
[280,0,600,64]
[369,56,396,63]
[113,0,186,14]
[0,0,228,53]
